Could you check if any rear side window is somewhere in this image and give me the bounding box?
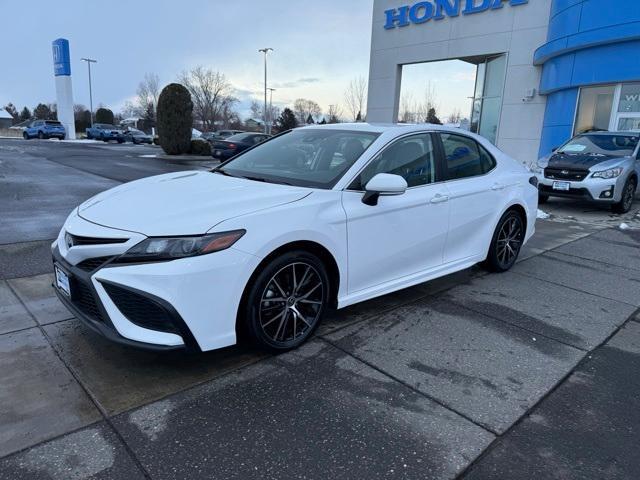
[440,133,496,180]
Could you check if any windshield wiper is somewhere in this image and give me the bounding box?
[243,175,293,186]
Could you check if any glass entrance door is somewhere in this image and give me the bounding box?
[469,55,506,144]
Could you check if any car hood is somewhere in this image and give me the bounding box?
[547,152,630,171]
[77,171,310,236]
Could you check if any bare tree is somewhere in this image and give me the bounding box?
[120,100,138,119]
[293,98,322,125]
[447,109,462,124]
[399,93,417,123]
[250,100,262,120]
[178,66,234,131]
[344,76,367,122]
[327,104,342,124]
[136,73,160,116]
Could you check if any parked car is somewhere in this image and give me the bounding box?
[535,131,639,213]
[122,128,153,145]
[86,124,125,142]
[52,124,537,353]
[23,120,66,140]
[211,129,245,141]
[199,132,218,142]
[211,132,271,159]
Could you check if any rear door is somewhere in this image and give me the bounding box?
[436,132,503,264]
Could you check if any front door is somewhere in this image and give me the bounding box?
[341,133,450,295]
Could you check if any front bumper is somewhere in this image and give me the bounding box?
[537,174,626,203]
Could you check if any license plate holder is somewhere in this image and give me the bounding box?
[553,181,571,191]
[54,264,71,297]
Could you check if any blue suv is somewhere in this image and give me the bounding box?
[23,120,66,140]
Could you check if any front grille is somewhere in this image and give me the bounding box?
[544,168,588,181]
[71,278,104,322]
[67,233,128,246]
[76,256,115,272]
[102,283,179,334]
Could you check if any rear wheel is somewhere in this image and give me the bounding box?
[612,178,637,214]
[484,210,525,272]
[242,251,329,352]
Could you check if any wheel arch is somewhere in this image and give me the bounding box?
[483,201,529,260]
[235,240,341,337]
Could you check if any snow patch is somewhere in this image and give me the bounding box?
[619,223,632,230]
[139,154,157,158]
[536,209,551,220]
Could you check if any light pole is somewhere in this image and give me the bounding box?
[81,58,97,126]
[258,48,273,134]
[267,88,276,134]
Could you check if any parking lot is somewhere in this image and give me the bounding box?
[1,138,640,479]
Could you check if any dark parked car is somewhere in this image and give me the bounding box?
[210,129,245,141]
[23,120,66,140]
[86,124,125,142]
[122,128,153,144]
[211,133,271,159]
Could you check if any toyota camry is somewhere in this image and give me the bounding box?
[52,124,537,352]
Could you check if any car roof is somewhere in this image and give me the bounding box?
[296,122,470,135]
[579,131,639,137]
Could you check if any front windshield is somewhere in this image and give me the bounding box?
[98,124,116,129]
[216,129,380,189]
[559,134,639,157]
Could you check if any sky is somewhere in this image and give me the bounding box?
[0,0,474,121]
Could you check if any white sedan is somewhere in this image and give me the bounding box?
[52,124,537,352]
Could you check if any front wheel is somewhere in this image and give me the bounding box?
[38,131,44,139]
[612,178,637,214]
[22,132,28,140]
[241,251,329,352]
[484,210,525,272]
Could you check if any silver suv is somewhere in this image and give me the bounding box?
[535,132,640,213]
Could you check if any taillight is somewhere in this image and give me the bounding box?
[228,143,237,149]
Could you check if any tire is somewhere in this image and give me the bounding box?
[58,136,65,141]
[22,132,28,140]
[612,177,637,214]
[241,251,330,352]
[117,138,124,144]
[484,209,525,273]
[38,131,44,139]
[538,193,549,204]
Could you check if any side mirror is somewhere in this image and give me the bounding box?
[362,173,408,206]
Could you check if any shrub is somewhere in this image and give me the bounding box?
[95,107,114,124]
[156,83,193,155]
[190,138,211,156]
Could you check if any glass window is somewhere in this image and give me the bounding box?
[574,85,615,134]
[350,134,435,190]
[618,117,640,131]
[618,83,640,113]
[441,133,494,180]
[469,55,506,144]
[219,129,379,189]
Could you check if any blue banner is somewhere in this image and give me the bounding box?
[52,38,71,76]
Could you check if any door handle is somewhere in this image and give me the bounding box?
[491,183,506,191]
[430,193,450,204]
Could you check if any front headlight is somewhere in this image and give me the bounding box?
[115,230,245,263]
[592,167,623,179]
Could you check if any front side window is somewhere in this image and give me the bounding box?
[350,133,435,190]
[441,133,495,180]
[218,129,379,189]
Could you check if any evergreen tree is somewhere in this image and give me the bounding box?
[319,117,327,125]
[426,107,442,125]
[20,107,31,122]
[306,114,315,125]
[33,103,53,120]
[274,108,298,132]
[95,107,114,124]
[156,83,193,155]
[4,103,18,124]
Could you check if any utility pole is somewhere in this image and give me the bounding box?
[80,58,97,126]
[267,88,276,134]
[258,48,273,134]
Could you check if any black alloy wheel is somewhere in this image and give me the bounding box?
[242,251,329,352]
[485,210,525,272]
[612,178,637,214]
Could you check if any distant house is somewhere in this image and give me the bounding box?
[0,109,13,129]
[244,118,264,131]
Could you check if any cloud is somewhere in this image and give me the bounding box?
[271,77,321,89]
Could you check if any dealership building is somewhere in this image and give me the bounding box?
[367,0,640,164]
